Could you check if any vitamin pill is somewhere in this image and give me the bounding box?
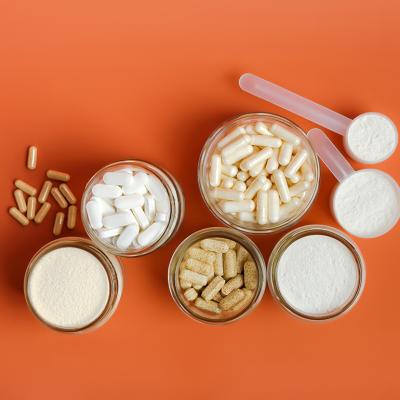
[184,288,198,302]
[221,274,243,296]
[187,247,216,265]
[224,249,237,279]
[9,207,29,226]
[249,135,282,148]
[103,171,133,186]
[240,147,272,171]
[180,279,192,290]
[244,261,258,290]
[116,224,140,249]
[249,160,266,177]
[236,246,248,274]
[59,183,77,205]
[211,188,244,201]
[194,298,221,314]
[213,292,223,302]
[34,202,51,224]
[51,187,68,209]
[289,181,311,197]
[93,197,115,216]
[270,123,301,145]
[268,189,280,223]
[255,121,271,135]
[237,171,249,181]
[27,146,37,170]
[221,135,251,158]
[244,174,270,200]
[219,289,245,311]
[272,169,291,203]
[256,190,268,224]
[223,144,254,165]
[132,207,150,229]
[278,142,294,166]
[38,181,52,204]
[98,227,123,239]
[186,258,213,276]
[47,170,70,182]
[238,211,256,222]
[200,238,229,253]
[180,269,208,287]
[155,212,169,223]
[144,175,168,209]
[266,148,279,174]
[137,222,165,246]
[209,154,222,187]
[123,180,147,195]
[288,173,301,184]
[232,181,246,192]
[67,205,77,229]
[193,284,203,290]
[53,212,65,236]
[231,288,253,311]
[284,148,308,178]
[114,194,145,209]
[103,211,136,229]
[144,194,156,221]
[201,276,225,301]
[15,179,37,196]
[220,238,237,249]
[27,196,37,220]
[86,200,103,229]
[246,177,255,186]
[214,253,224,275]
[279,198,301,221]
[220,200,255,213]
[14,189,27,213]
[221,164,238,177]
[301,161,315,182]
[245,124,256,135]
[92,184,123,199]
[221,177,235,189]
[217,126,246,150]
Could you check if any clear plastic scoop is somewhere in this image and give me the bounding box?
[239,73,398,164]
[307,128,400,238]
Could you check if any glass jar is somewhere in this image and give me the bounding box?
[168,227,267,325]
[81,160,185,257]
[24,237,123,333]
[267,225,366,321]
[198,113,320,234]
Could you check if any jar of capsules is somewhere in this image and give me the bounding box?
[267,225,366,321]
[168,227,267,324]
[198,113,320,234]
[24,237,123,333]
[81,160,185,257]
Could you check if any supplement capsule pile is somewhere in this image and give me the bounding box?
[179,237,258,315]
[85,168,171,250]
[208,121,315,225]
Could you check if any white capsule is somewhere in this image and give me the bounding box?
[238,211,256,222]
[289,181,311,197]
[249,160,266,177]
[240,147,273,171]
[211,188,244,201]
[270,123,301,145]
[245,124,256,135]
[137,222,166,247]
[144,194,156,221]
[249,135,282,148]
[221,164,238,177]
[98,227,123,239]
[268,189,280,223]
[288,173,301,184]
[132,206,150,229]
[237,171,249,181]
[272,169,291,204]
[220,200,255,213]
[114,194,145,210]
[256,190,268,224]
[103,211,136,229]
[279,198,301,221]
[209,154,222,187]
[86,200,103,229]
[255,121,273,135]
[217,126,246,150]
[244,174,271,200]
[266,148,279,174]
[221,135,251,157]
[155,212,169,223]
[301,161,315,182]
[222,145,254,165]
[103,171,133,186]
[116,224,140,249]
[221,176,235,189]
[278,143,294,166]
[233,181,246,192]
[92,184,123,199]
[144,175,170,214]
[284,148,308,178]
[92,196,115,216]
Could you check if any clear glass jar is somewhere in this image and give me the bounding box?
[198,113,320,234]
[168,227,267,325]
[267,225,366,322]
[81,160,185,257]
[24,237,123,333]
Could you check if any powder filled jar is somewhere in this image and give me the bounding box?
[24,237,123,333]
[267,225,365,321]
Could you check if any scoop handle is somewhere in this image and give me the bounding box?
[307,128,354,182]
[239,73,352,135]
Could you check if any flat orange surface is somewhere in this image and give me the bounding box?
[0,1,399,399]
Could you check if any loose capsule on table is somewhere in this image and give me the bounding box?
[27,196,37,220]
[15,180,37,196]
[51,187,68,209]
[34,202,51,224]
[9,207,29,226]
[38,181,52,204]
[14,189,27,213]
[27,146,38,170]
[67,205,77,229]
[47,170,70,182]
[59,183,77,205]
[53,212,65,236]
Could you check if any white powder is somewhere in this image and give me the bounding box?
[346,113,397,163]
[277,235,358,316]
[27,247,110,329]
[333,170,400,238]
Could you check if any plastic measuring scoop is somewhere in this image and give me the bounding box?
[239,73,398,164]
[307,128,400,238]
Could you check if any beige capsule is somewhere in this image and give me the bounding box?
[187,247,216,265]
[47,170,70,182]
[214,253,224,276]
[34,202,51,224]
[38,180,53,204]
[231,288,253,311]
[218,238,237,249]
[223,249,237,279]
[9,207,29,226]
[27,146,37,170]
[219,289,245,311]
[180,269,208,287]
[236,246,249,274]
[51,187,68,209]
[213,292,223,302]
[59,183,77,205]
[200,238,229,253]
[15,179,37,196]
[201,276,225,301]
[180,278,192,290]
[14,189,27,213]
[67,205,77,229]
[185,258,213,276]
[221,274,244,296]
[184,288,198,302]
[27,196,37,220]
[194,298,221,314]
[53,212,65,236]
[244,260,258,290]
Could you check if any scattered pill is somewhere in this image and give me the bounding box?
[14,189,27,213]
[47,170,70,182]
[67,205,77,229]
[38,181,52,204]
[9,207,29,226]
[51,187,68,209]
[53,212,65,236]
[34,202,51,224]
[15,179,37,196]
[27,146,37,170]
[27,196,37,220]
[59,183,77,205]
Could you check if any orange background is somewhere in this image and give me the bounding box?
[0,1,399,399]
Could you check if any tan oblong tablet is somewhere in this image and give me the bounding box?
[47,170,70,182]
[67,205,77,229]
[38,180,53,204]
[59,183,77,204]
[15,179,37,196]
[34,202,51,224]
[27,146,38,170]
[27,196,37,220]
[14,189,27,213]
[53,212,65,235]
[9,207,29,226]
[51,187,68,209]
